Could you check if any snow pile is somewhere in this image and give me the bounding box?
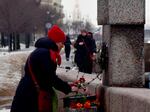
[0,50,33,110]
[0,108,10,112]
[0,51,31,96]
[57,68,102,95]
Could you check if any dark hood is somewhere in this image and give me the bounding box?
[35,37,58,51]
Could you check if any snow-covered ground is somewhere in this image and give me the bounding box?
[0,108,9,112]
[0,45,35,112]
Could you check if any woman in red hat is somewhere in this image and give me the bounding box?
[11,25,72,112]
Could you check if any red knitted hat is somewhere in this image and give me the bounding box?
[48,25,66,43]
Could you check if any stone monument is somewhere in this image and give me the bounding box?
[97,0,145,87]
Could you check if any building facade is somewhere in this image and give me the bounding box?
[41,0,63,12]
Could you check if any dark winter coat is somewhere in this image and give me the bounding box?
[11,37,71,112]
[74,34,96,73]
[74,35,96,62]
[64,35,71,59]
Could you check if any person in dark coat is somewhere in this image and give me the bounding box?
[11,25,72,112]
[87,32,97,73]
[64,34,71,61]
[74,30,96,74]
[87,32,97,54]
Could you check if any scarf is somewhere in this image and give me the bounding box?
[50,50,61,66]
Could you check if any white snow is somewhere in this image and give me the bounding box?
[0,108,9,112]
[0,45,35,111]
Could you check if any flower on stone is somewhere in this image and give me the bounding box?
[84,100,91,109]
[79,76,85,83]
[76,102,83,108]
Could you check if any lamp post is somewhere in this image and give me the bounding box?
[45,11,52,36]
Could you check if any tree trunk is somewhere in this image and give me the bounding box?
[1,32,5,47]
[16,33,20,50]
[13,33,16,51]
[8,33,13,52]
[25,33,30,48]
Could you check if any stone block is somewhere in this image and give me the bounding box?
[97,0,145,25]
[146,101,150,112]
[102,25,110,43]
[104,87,110,112]
[101,25,111,86]
[109,90,122,112]
[103,87,150,112]
[97,0,108,24]
[102,25,144,87]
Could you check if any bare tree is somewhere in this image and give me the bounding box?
[72,21,83,34]
[84,21,94,32]
[71,20,95,34]
[0,0,42,50]
[39,5,64,32]
[0,0,64,50]
[0,0,41,33]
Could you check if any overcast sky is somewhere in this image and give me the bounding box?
[62,0,150,26]
[146,0,150,25]
[62,0,97,25]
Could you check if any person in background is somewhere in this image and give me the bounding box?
[11,25,72,112]
[87,32,97,73]
[64,34,72,61]
[74,30,96,74]
[87,32,97,55]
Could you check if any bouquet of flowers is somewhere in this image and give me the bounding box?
[63,76,98,112]
[70,76,87,94]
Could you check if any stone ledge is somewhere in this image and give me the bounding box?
[56,68,102,94]
[104,87,150,112]
[97,0,145,25]
[56,68,102,112]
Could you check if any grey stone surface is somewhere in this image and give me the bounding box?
[97,0,146,111]
[102,25,111,85]
[145,101,150,112]
[104,87,110,112]
[110,90,122,112]
[108,0,145,24]
[102,25,144,87]
[102,25,111,43]
[103,87,150,112]
[97,0,145,25]
[97,0,108,24]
